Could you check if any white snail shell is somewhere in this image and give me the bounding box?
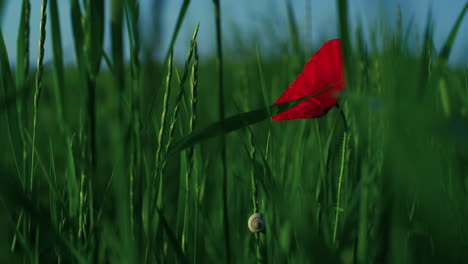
[248,213,265,233]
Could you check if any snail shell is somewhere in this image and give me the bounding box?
[248,213,265,233]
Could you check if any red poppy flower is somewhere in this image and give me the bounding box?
[272,39,344,120]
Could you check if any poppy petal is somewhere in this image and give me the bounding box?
[272,39,344,121]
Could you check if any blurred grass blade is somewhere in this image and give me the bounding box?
[168,82,339,155]
[14,0,30,173]
[16,0,30,95]
[0,87,30,113]
[70,0,85,72]
[50,0,79,219]
[256,46,270,114]
[165,0,190,62]
[50,0,65,127]
[88,0,105,76]
[102,50,114,73]
[0,29,23,177]
[286,0,302,60]
[143,0,191,130]
[156,208,188,264]
[439,2,468,61]
[337,0,354,86]
[0,0,6,25]
[0,176,86,264]
[419,10,433,95]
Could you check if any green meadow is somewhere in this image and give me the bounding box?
[1,0,468,263]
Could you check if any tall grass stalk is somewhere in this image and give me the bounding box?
[255,47,271,162]
[212,0,231,261]
[49,0,65,132]
[30,0,48,194]
[145,51,173,263]
[10,0,30,253]
[332,130,347,246]
[85,0,105,173]
[124,0,141,244]
[15,0,30,179]
[247,129,264,264]
[155,51,173,209]
[182,41,199,256]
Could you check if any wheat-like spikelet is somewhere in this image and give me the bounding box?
[155,51,174,209]
[30,0,48,193]
[182,40,199,254]
[164,24,200,157]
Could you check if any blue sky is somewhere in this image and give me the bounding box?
[1,0,467,65]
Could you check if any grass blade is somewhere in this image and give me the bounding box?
[168,83,339,156]
[87,0,105,77]
[0,29,23,180]
[70,0,85,72]
[49,0,65,129]
[212,1,231,261]
[286,0,302,60]
[439,2,468,61]
[15,0,30,148]
[336,0,354,87]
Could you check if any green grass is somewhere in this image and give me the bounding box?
[1,0,468,263]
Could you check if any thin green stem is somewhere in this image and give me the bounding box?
[332,130,347,247]
[248,130,262,263]
[332,103,349,247]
